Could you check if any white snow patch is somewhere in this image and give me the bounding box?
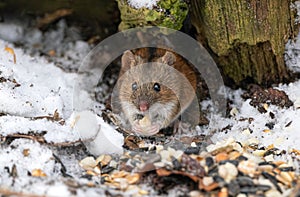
[285,32,300,72]
[285,2,300,73]
[127,0,159,9]
[0,39,85,144]
[0,40,76,118]
[0,139,68,195]
[0,23,24,42]
[292,1,300,24]
[0,115,79,142]
[45,183,71,197]
[209,89,300,151]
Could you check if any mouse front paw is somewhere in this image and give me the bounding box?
[132,121,160,136]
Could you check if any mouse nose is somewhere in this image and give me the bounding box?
[139,100,149,112]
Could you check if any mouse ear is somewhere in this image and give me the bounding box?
[160,51,176,65]
[121,50,136,70]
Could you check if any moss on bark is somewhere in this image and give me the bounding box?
[191,0,298,86]
[117,0,188,31]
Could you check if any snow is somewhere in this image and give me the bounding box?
[208,100,300,151]
[0,23,24,43]
[0,139,72,195]
[0,11,300,196]
[0,19,126,196]
[0,41,75,118]
[285,32,300,72]
[127,0,159,9]
[292,1,300,24]
[205,83,300,152]
[0,41,80,143]
[285,1,300,72]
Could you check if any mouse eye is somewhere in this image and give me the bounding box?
[153,83,160,92]
[132,82,138,91]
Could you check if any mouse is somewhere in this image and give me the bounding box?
[113,48,198,136]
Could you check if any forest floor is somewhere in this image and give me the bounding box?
[0,11,300,197]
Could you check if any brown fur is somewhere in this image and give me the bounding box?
[116,48,197,135]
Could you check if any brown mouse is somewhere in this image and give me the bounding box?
[114,48,198,136]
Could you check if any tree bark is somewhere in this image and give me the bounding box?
[191,0,298,87]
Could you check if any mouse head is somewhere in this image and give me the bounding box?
[117,50,182,127]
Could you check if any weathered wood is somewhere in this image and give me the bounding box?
[0,0,119,39]
[0,0,116,24]
[191,0,297,86]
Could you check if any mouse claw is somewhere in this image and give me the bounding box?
[132,122,160,136]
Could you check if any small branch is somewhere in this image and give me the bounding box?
[5,133,46,143]
[37,9,73,29]
[0,189,45,197]
[30,110,65,125]
[1,133,82,147]
[52,154,73,178]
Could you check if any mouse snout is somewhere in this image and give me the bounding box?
[139,100,149,112]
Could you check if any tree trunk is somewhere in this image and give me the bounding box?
[191,0,298,87]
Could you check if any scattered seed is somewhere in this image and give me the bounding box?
[206,157,214,167]
[228,151,241,160]
[96,154,112,167]
[269,112,275,119]
[215,153,229,163]
[202,176,214,186]
[79,157,97,171]
[265,189,282,197]
[126,173,140,184]
[219,160,239,166]
[218,187,228,197]
[262,172,282,193]
[278,166,294,172]
[22,149,30,157]
[236,176,254,186]
[278,171,293,185]
[184,146,200,155]
[285,121,292,127]
[31,169,47,177]
[228,180,240,196]
[257,164,274,173]
[219,162,238,183]
[238,160,257,177]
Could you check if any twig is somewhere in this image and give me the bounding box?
[52,154,72,178]
[1,133,82,147]
[6,133,46,143]
[37,9,73,29]
[0,189,45,197]
[30,109,65,125]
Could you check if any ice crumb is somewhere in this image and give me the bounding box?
[127,0,159,9]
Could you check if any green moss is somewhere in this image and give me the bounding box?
[144,9,162,22]
[117,0,188,31]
